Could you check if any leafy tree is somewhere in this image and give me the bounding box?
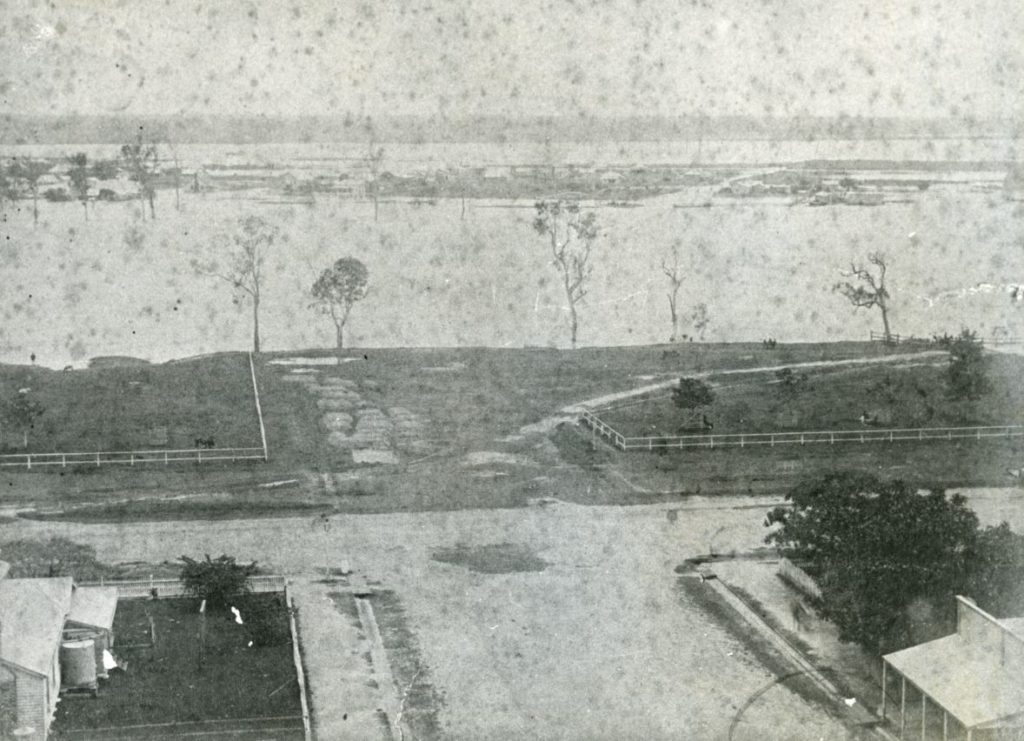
[310,257,370,354]
[8,158,51,226]
[193,216,280,353]
[945,328,990,401]
[0,391,44,449]
[533,200,598,349]
[179,554,258,610]
[672,377,715,410]
[967,523,1024,618]
[121,133,158,219]
[765,472,979,652]
[67,152,90,220]
[690,302,710,341]
[834,252,892,342]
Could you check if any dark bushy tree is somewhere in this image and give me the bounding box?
[179,554,258,609]
[672,377,715,410]
[967,523,1024,618]
[945,328,990,401]
[1,392,44,449]
[765,472,979,652]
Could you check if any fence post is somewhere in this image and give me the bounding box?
[96,452,100,466]
[830,432,834,445]
[26,454,31,471]
[62,454,66,468]
[740,435,744,448]
[800,434,805,445]
[130,452,135,466]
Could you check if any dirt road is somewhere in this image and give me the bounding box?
[7,497,845,740]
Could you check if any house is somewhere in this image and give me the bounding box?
[0,557,119,740]
[0,574,74,739]
[882,596,1024,740]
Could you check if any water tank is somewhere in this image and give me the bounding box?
[60,639,97,687]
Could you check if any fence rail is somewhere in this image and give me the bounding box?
[0,446,267,469]
[579,408,1024,451]
[79,574,287,599]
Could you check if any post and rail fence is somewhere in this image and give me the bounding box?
[579,408,1024,452]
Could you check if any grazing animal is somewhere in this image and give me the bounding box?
[62,365,73,372]
[859,410,881,426]
[701,414,714,431]
[194,436,215,449]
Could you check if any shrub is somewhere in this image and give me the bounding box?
[946,329,990,401]
[672,377,715,410]
[179,554,258,610]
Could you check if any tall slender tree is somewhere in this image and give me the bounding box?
[533,200,598,349]
[67,152,91,220]
[8,158,51,226]
[193,216,280,353]
[121,134,159,219]
[661,241,686,342]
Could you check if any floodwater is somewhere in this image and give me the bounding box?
[0,153,1022,367]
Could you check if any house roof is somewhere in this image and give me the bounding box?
[0,577,74,676]
[885,631,1024,729]
[67,586,118,632]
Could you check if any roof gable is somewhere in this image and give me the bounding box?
[0,577,74,676]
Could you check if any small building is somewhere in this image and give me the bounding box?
[882,596,1024,740]
[0,575,75,740]
[64,587,118,680]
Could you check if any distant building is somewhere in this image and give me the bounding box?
[882,596,1024,740]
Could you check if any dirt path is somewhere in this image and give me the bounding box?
[561,351,946,414]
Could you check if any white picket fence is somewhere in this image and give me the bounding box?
[79,574,287,599]
[579,408,1024,451]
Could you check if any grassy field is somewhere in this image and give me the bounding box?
[0,353,260,453]
[7,340,1016,519]
[599,351,1024,436]
[50,595,303,738]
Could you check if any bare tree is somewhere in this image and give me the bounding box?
[661,241,685,342]
[834,252,892,342]
[121,134,159,220]
[193,216,280,353]
[310,257,370,356]
[533,200,598,349]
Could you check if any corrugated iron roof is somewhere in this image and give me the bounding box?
[885,634,1024,729]
[0,577,74,676]
[67,586,118,632]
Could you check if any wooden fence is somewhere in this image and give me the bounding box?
[579,408,1024,452]
[79,574,287,599]
[0,446,267,469]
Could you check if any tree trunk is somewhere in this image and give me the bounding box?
[569,302,579,349]
[668,294,678,343]
[139,189,147,221]
[373,194,379,222]
[880,302,892,343]
[22,429,28,449]
[335,323,345,365]
[148,190,156,220]
[31,189,38,226]
[82,199,89,221]
[252,296,261,354]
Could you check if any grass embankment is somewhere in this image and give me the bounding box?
[0,353,260,453]
[600,352,1023,437]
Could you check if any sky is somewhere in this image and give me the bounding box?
[1,0,1022,122]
